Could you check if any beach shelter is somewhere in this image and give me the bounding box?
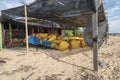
[0,0,108,71]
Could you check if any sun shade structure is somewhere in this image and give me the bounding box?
[1,0,105,26]
[1,0,108,47]
[1,0,108,71]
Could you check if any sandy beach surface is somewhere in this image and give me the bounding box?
[0,35,120,80]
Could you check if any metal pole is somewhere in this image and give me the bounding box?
[0,21,2,50]
[24,4,29,52]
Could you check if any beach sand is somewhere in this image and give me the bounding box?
[0,35,120,80]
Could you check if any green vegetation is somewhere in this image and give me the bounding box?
[27,17,46,24]
[65,30,73,37]
[64,27,84,37]
[75,27,84,36]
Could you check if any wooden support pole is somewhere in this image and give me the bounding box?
[31,28,34,34]
[0,21,2,50]
[105,24,109,44]
[73,24,76,36]
[24,4,29,52]
[37,26,40,33]
[92,12,98,72]
[38,19,40,33]
[91,0,99,72]
[9,22,12,46]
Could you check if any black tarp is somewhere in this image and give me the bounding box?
[1,0,103,26]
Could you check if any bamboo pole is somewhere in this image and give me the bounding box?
[0,21,2,50]
[24,4,29,52]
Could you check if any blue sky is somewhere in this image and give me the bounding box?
[104,0,120,33]
[0,0,120,33]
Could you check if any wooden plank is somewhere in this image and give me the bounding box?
[0,21,2,50]
[24,4,29,52]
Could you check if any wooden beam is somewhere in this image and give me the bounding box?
[24,4,29,52]
[0,21,2,50]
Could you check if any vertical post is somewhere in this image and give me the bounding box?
[38,19,40,33]
[74,24,76,36]
[105,24,109,44]
[92,12,98,72]
[0,21,2,50]
[61,25,65,38]
[92,0,99,72]
[31,28,34,34]
[9,22,12,46]
[38,26,39,33]
[24,4,29,52]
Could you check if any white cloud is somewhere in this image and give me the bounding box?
[109,15,120,20]
[109,18,120,33]
[104,0,110,3]
[21,0,35,4]
[107,6,120,14]
[115,0,120,5]
[0,0,35,11]
[0,1,22,10]
[105,0,120,33]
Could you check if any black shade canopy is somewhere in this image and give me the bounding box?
[1,0,106,27]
